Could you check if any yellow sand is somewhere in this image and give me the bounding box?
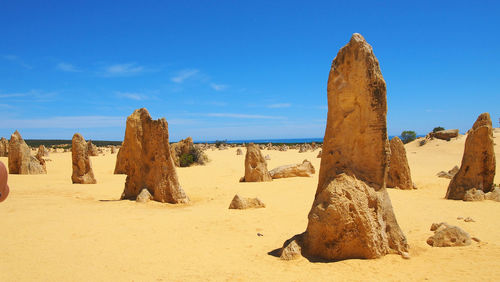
[1,132,500,281]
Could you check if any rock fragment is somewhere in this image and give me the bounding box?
[269,160,315,179]
[427,223,471,247]
[228,194,265,209]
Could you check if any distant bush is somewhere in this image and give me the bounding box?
[179,153,194,167]
[215,140,227,148]
[401,130,417,144]
[419,139,427,146]
[432,126,445,133]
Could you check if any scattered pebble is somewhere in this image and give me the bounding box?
[472,237,481,243]
[257,233,263,237]
[401,252,410,259]
[457,216,475,222]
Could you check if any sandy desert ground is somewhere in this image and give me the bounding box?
[1,131,500,281]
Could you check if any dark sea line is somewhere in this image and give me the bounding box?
[21,135,425,147]
[197,135,425,145]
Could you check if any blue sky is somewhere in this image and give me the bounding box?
[0,1,498,142]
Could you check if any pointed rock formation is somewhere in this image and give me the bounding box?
[299,144,312,153]
[8,131,46,174]
[279,235,303,260]
[37,145,48,158]
[445,113,496,200]
[279,145,288,151]
[437,165,459,179]
[87,140,99,157]
[136,188,153,203]
[240,143,272,182]
[269,160,315,179]
[114,146,127,174]
[119,108,189,204]
[280,34,408,261]
[0,137,9,157]
[311,142,317,150]
[228,194,265,209]
[236,148,243,155]
[35,149,47,170]
[387,137,414,190]
[316,33,390,192]
[35,146,48,169]
[71,133,97,184]
[0,161,10,202]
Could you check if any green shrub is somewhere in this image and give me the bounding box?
[433,126,445,133]
[179,153,194,167]
[190,146,208,165]
[401,130,417,144]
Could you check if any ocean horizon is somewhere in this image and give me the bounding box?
[201,137,324,144]
[196,135,425,144]
[23,135,426,146]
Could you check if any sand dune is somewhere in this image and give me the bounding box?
[1,133,499,281]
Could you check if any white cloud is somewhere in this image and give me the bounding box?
[0,93,26,98]
[210,83,228,91]
[267,103,291,108]
[3,55,17,60]
[0,90,57,102]
[171,69,199,83]
[170,68,229,92]
[115,91,146,101]
[3,54,32,69]
[0,116,124,129]
[206,113,285,120]
[57,62,79,72]
[103,63,145,76]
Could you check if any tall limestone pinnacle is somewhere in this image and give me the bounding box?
[8,130,46,174]
[71,133,97,184]
[445,113,495,200]
[119,108,189,204]
[317,33,390,195]
[387,136,414,190]
[279,33,408,261]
